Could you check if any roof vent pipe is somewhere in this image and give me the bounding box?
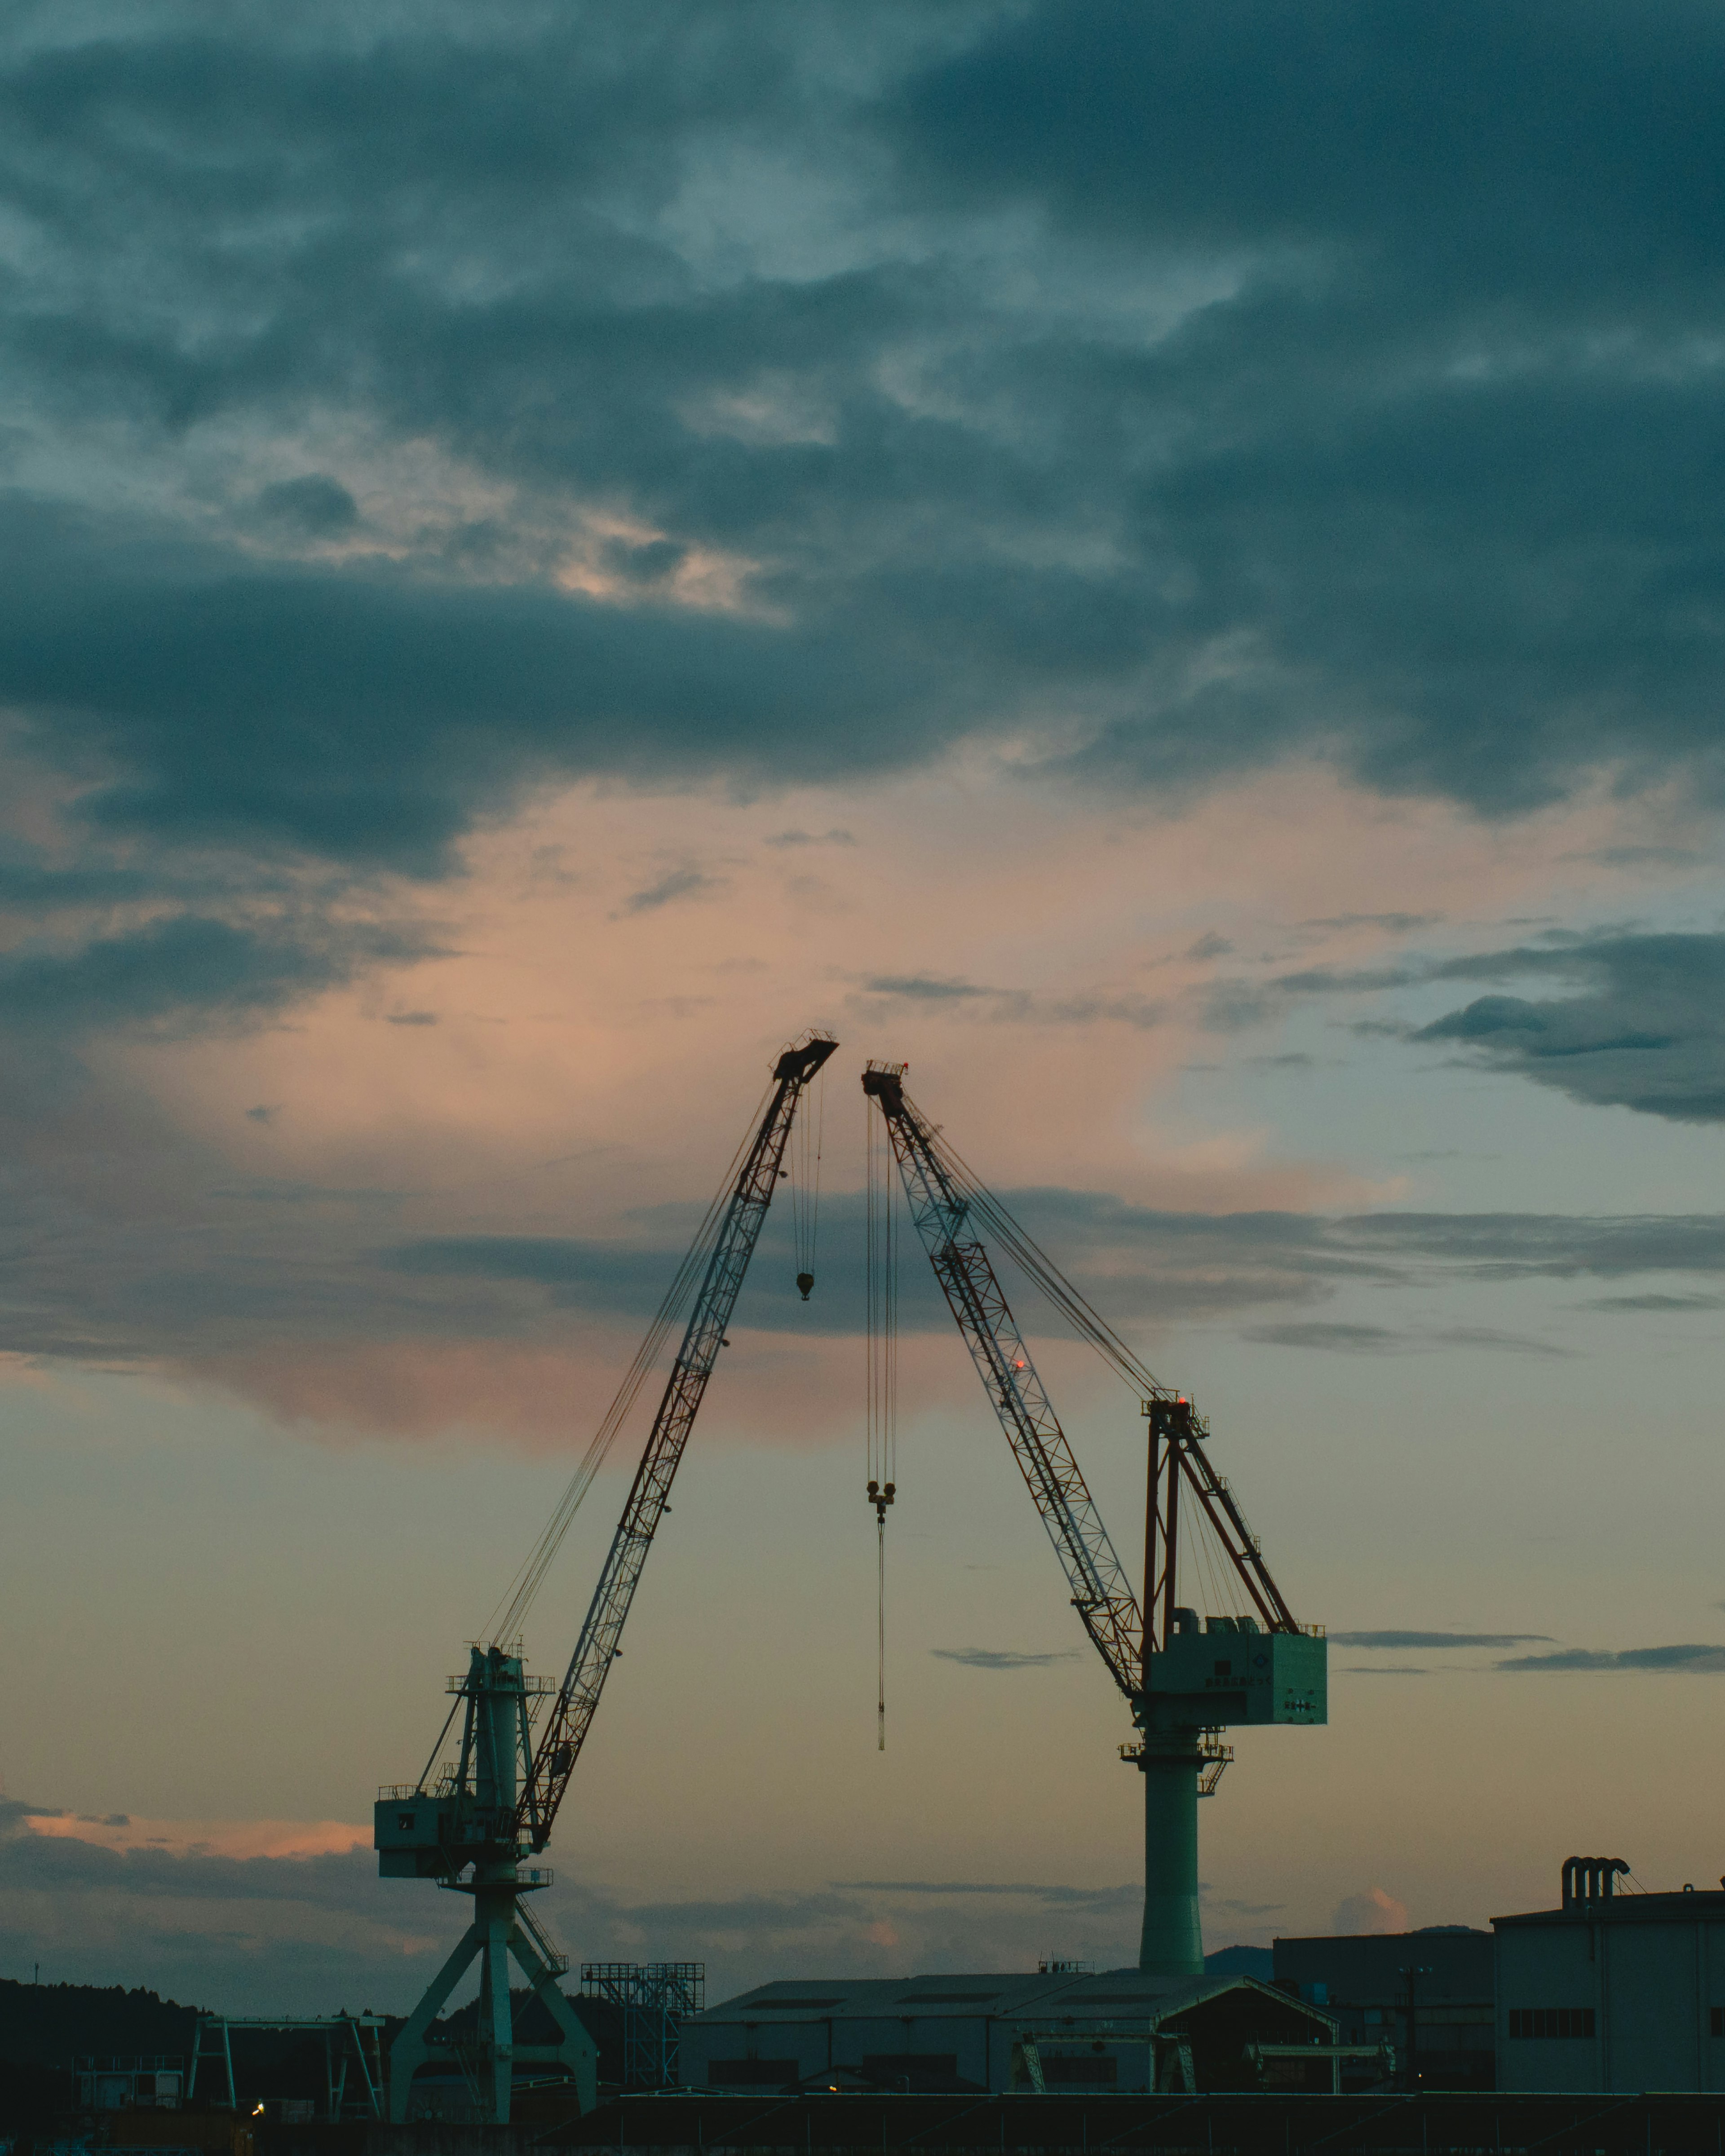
[1561,1856,1630,1906]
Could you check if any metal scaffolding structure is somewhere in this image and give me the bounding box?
[581,1963,706,2090]
[186,2014,387,2118]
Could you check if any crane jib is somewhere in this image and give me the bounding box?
[860,1063,1311,1705]
[513,1032,838,1851]
[863,1068,1144,1699]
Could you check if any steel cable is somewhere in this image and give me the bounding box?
[480,1082,774,1648]
[917,1122,1170,1404]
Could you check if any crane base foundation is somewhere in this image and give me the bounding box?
[387,1879,595,2124]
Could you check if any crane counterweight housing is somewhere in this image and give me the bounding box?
[1142,1627,1327,1732]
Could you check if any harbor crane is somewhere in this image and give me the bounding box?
[861,1062,1326,1981]
[374,1032,837,2122]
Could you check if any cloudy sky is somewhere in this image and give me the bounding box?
[5,0,1725,2016]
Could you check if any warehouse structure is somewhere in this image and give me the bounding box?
[1494,1858,1725,2093]
[679,1969,1339,2094]
[1273,1925,1492,2088]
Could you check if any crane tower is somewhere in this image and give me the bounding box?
[374,1033,836,2120]
[862,1062,1326,1980]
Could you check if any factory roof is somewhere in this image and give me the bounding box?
[1495,1889,1725,1930]
[694,1969,1333,2032]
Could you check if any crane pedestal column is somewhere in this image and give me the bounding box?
[385,1863,594,2122]
[1134,1734,1204,1982]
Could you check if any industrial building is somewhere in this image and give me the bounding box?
[679,1968,1340,2094]
[1494,1857,1725,2093]
[1273,1925,1493,2088]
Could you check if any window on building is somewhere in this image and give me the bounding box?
[1508,2008,1596,2040]
[1710,2007,1725,2038]
[708,2060,796,2088]
[859,2054,959,2088]
[1041,2054,1119,2085]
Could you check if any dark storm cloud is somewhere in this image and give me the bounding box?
[895,2,1725,812]
[0,498,924,875]
[254,476,359,537]
[0,912,433,1033]
[898,0,1725,263]
[0,0,1718,936]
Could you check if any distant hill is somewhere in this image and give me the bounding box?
[1204,1945,1274,1980]
[0,1979,202,2068]
[0,1978,625,2092]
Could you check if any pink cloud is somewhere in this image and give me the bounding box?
[95,757,1701,1440]
[26,1813,370,1859]
[1333,1885,1411,1935]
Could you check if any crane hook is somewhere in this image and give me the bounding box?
[796,1271,815,1300]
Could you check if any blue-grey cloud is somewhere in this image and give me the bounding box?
[1583,1291,1722,1312]
[21,1174,1725,1382]
[1496,1644,1725,1672]
[1302,915,1442,936]
[1333,1631,1553,1650]
[0,1798,64,1826]
[616,866,721,916]
[854,978,1166,1030]
[1242,1319,1571,1357]
[383,1234,694,1316]
[0,1789,1146,2012]
[929,1647,1080,1670]
[1417,933,1725,1122]
[862,975,999,1003]
[832,1881,1133,1907]
[1206,921,1725,1130]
